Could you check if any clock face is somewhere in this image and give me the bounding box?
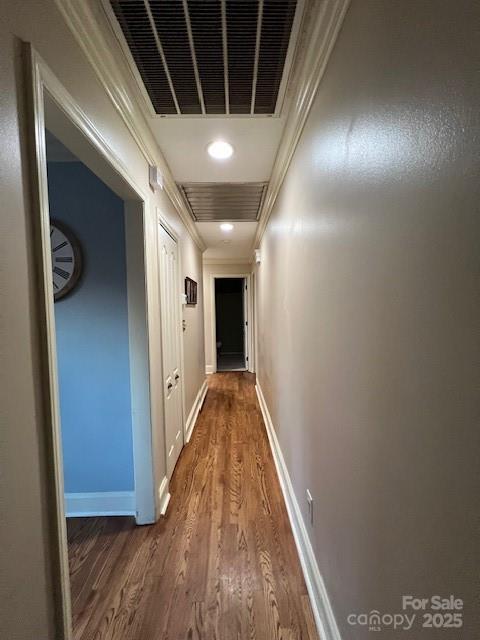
[50,220,82,301]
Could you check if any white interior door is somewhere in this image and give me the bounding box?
[158,223,183,478]
[243,278,248,368]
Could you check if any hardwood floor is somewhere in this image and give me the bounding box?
[67,372,318,640]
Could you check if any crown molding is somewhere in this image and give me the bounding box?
[54,0,206,251]
[252,0,350,252]
[100,0,158,120]
[203,257,253,266]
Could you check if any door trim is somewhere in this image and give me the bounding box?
[156,211,187,450]
[210,273,254,374]
[25,44,157,639]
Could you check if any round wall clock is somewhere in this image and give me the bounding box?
[50,219,83,301]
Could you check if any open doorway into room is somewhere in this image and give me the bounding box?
[43,123,157,632]
[46,129,137,518]
[27,51,157,636]
[214,277,247,371]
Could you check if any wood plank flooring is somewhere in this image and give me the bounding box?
[67,372,318,640]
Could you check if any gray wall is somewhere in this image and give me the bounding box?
[255,1,480,638]
[182,247,206,414]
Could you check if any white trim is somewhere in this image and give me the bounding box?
[39,60,157,526]
[100,0,157,119]
[25,45,72,640]
[255,382,341,640]
[65,492,135,517]
[203,258,253,266]
[125,203,156,525]
[41,66,148,203]
[210,273,254,374]
[273,0,307,116]
[253,0,350,251]
[156,209,188,453]
[206,365,214,375]
[25,46,159,639]
[158,476,171,516]
[55,0,206,251]
[252,271,259,379]
[185,379,208,443]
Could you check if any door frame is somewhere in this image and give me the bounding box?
[156,211,187,452]
[25,45,157,639]
[210,273,254,373]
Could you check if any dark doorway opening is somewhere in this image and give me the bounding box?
[215,278,246,371]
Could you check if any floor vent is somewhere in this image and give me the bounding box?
[180,182,267,221]
[110,0,299,116]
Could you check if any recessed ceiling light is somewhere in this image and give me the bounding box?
[207,140,234,160]
[220,223,234,232]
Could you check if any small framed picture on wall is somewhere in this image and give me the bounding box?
[185,277,197,305]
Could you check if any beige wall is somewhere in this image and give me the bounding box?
[202,262,252,372]
[182,242,206,412]
[255,1,480,638]
[0,1,204,637]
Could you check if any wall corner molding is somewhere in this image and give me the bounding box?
[185,379,208,443]
[255,382,342,640]
[158,475,171,516]
[53,0,206,252]
[253,0,350,251]
[205,365,214,375]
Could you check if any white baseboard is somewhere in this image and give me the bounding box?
[255,383,341,640]
[158,475,170,516]
[65,491,135,517]
[185,379,208,443]
[205,364,214,375]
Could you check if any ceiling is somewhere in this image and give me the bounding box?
[151,117,284,183]
[197,221,258,261]
[104,0,306,261]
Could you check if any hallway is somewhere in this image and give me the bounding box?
[4,2,479,638]
[67,373,317,640]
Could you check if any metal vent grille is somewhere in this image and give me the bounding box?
[110,0,298,116]
[180,183,267,221]
[255,0,297,113]
[110,1,177,113]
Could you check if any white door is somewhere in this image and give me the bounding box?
[158,223,183,478]
[243,278,248,369]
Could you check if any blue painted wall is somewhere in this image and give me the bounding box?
[47,161,134,493]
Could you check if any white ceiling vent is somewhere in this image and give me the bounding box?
[180,182,267,221]
[109,0,301,116]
